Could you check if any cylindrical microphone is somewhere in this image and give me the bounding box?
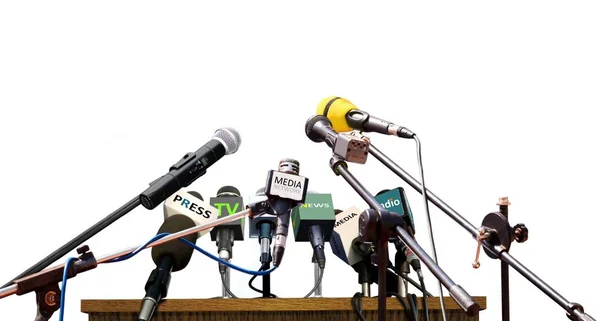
[316,96,415,138]
[271,159,301,267]
[140,128,242,210]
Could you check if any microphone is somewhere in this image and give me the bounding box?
[262,159,309,267]
[248,188,277,264]
[290,193,335,269]
[138,214,197,321]
[316,96,415,138]
[209,186,244,297]
[163,189,219,238]
[140,128,242,210]
[305,115,370,164]
[374,187,416,235]
[329,207,400,296]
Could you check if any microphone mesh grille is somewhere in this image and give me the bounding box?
[214,127,242,155]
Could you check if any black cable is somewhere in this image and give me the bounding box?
[420,277,430,321]
[220,272,238,299]
[408,293,419,321]
[386,265,433,297]
[248,263,277,298]
[351,292,367,321]
[387,292,416,321]
[303,267,324,298]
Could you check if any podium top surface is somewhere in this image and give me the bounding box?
[81,297,486,313]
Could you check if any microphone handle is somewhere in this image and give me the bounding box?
[139,256,173,321]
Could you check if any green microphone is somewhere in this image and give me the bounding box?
[291,193,336,268]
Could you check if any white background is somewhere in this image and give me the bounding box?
[1,1,598,321]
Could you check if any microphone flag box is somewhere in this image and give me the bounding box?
[163,188,219,238]
[329,206,363,266]
[209,196,245,241]
[374,187,415,232]
[265,170,309,203]
[291,193,336,242]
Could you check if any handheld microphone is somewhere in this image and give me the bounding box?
[290,193,336,269]
[140,128,242,209]
[263,159,309,267]
[138,214,197,321]
[163,189,219,238]
[209,186,245,274]
[305,115,370,164]
[316,96,415,138]
[248,188,277,264]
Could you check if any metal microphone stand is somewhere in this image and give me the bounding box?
[328,155,480,321]
[368,143,596,321]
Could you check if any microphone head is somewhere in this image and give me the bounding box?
[151,214,197,272]
[213,128,242,155]
[316,96,358,132]
[187,191,203,201]
[329,206,364,266]
[217,185,241,197]
[210,185,245,241]
[305,115,331,143]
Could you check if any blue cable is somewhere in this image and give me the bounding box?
[58,257,77,321]
[107,233,170,263]
[57,232,276,320]
[179,238,277,276]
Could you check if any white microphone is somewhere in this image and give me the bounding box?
[163,188,219,238]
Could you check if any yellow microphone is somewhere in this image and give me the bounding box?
[316,97,415,138]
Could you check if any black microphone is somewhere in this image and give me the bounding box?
[305,115,370,164]
[316,96,415,138]
[248,188,277,265]
[209,185,244,297]
[138,214,197,321]
[329,207,400,296]
[140,128,242,210]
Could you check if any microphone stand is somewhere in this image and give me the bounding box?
[368,143,596,321]
[328,155,480,321]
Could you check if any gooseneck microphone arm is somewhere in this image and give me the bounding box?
[368,143,596,321]
[328,156,480,321]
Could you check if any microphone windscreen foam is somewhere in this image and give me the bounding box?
[316,96,358,132]
[151,214,197,272]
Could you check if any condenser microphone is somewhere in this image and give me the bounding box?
[290,193,336,268]
[209,186,245,274]
[316,96,415,138]
[138,214,197,321]
[163,189,219,238]
[140,128,242,209]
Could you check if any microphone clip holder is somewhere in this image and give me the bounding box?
[15,245,97,321]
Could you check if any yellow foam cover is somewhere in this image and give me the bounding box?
[316,96,358,132]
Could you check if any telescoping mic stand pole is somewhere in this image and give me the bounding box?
[368,143,596,321]
[328,155,480,321]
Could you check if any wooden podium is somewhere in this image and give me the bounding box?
[81,296,486,321]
